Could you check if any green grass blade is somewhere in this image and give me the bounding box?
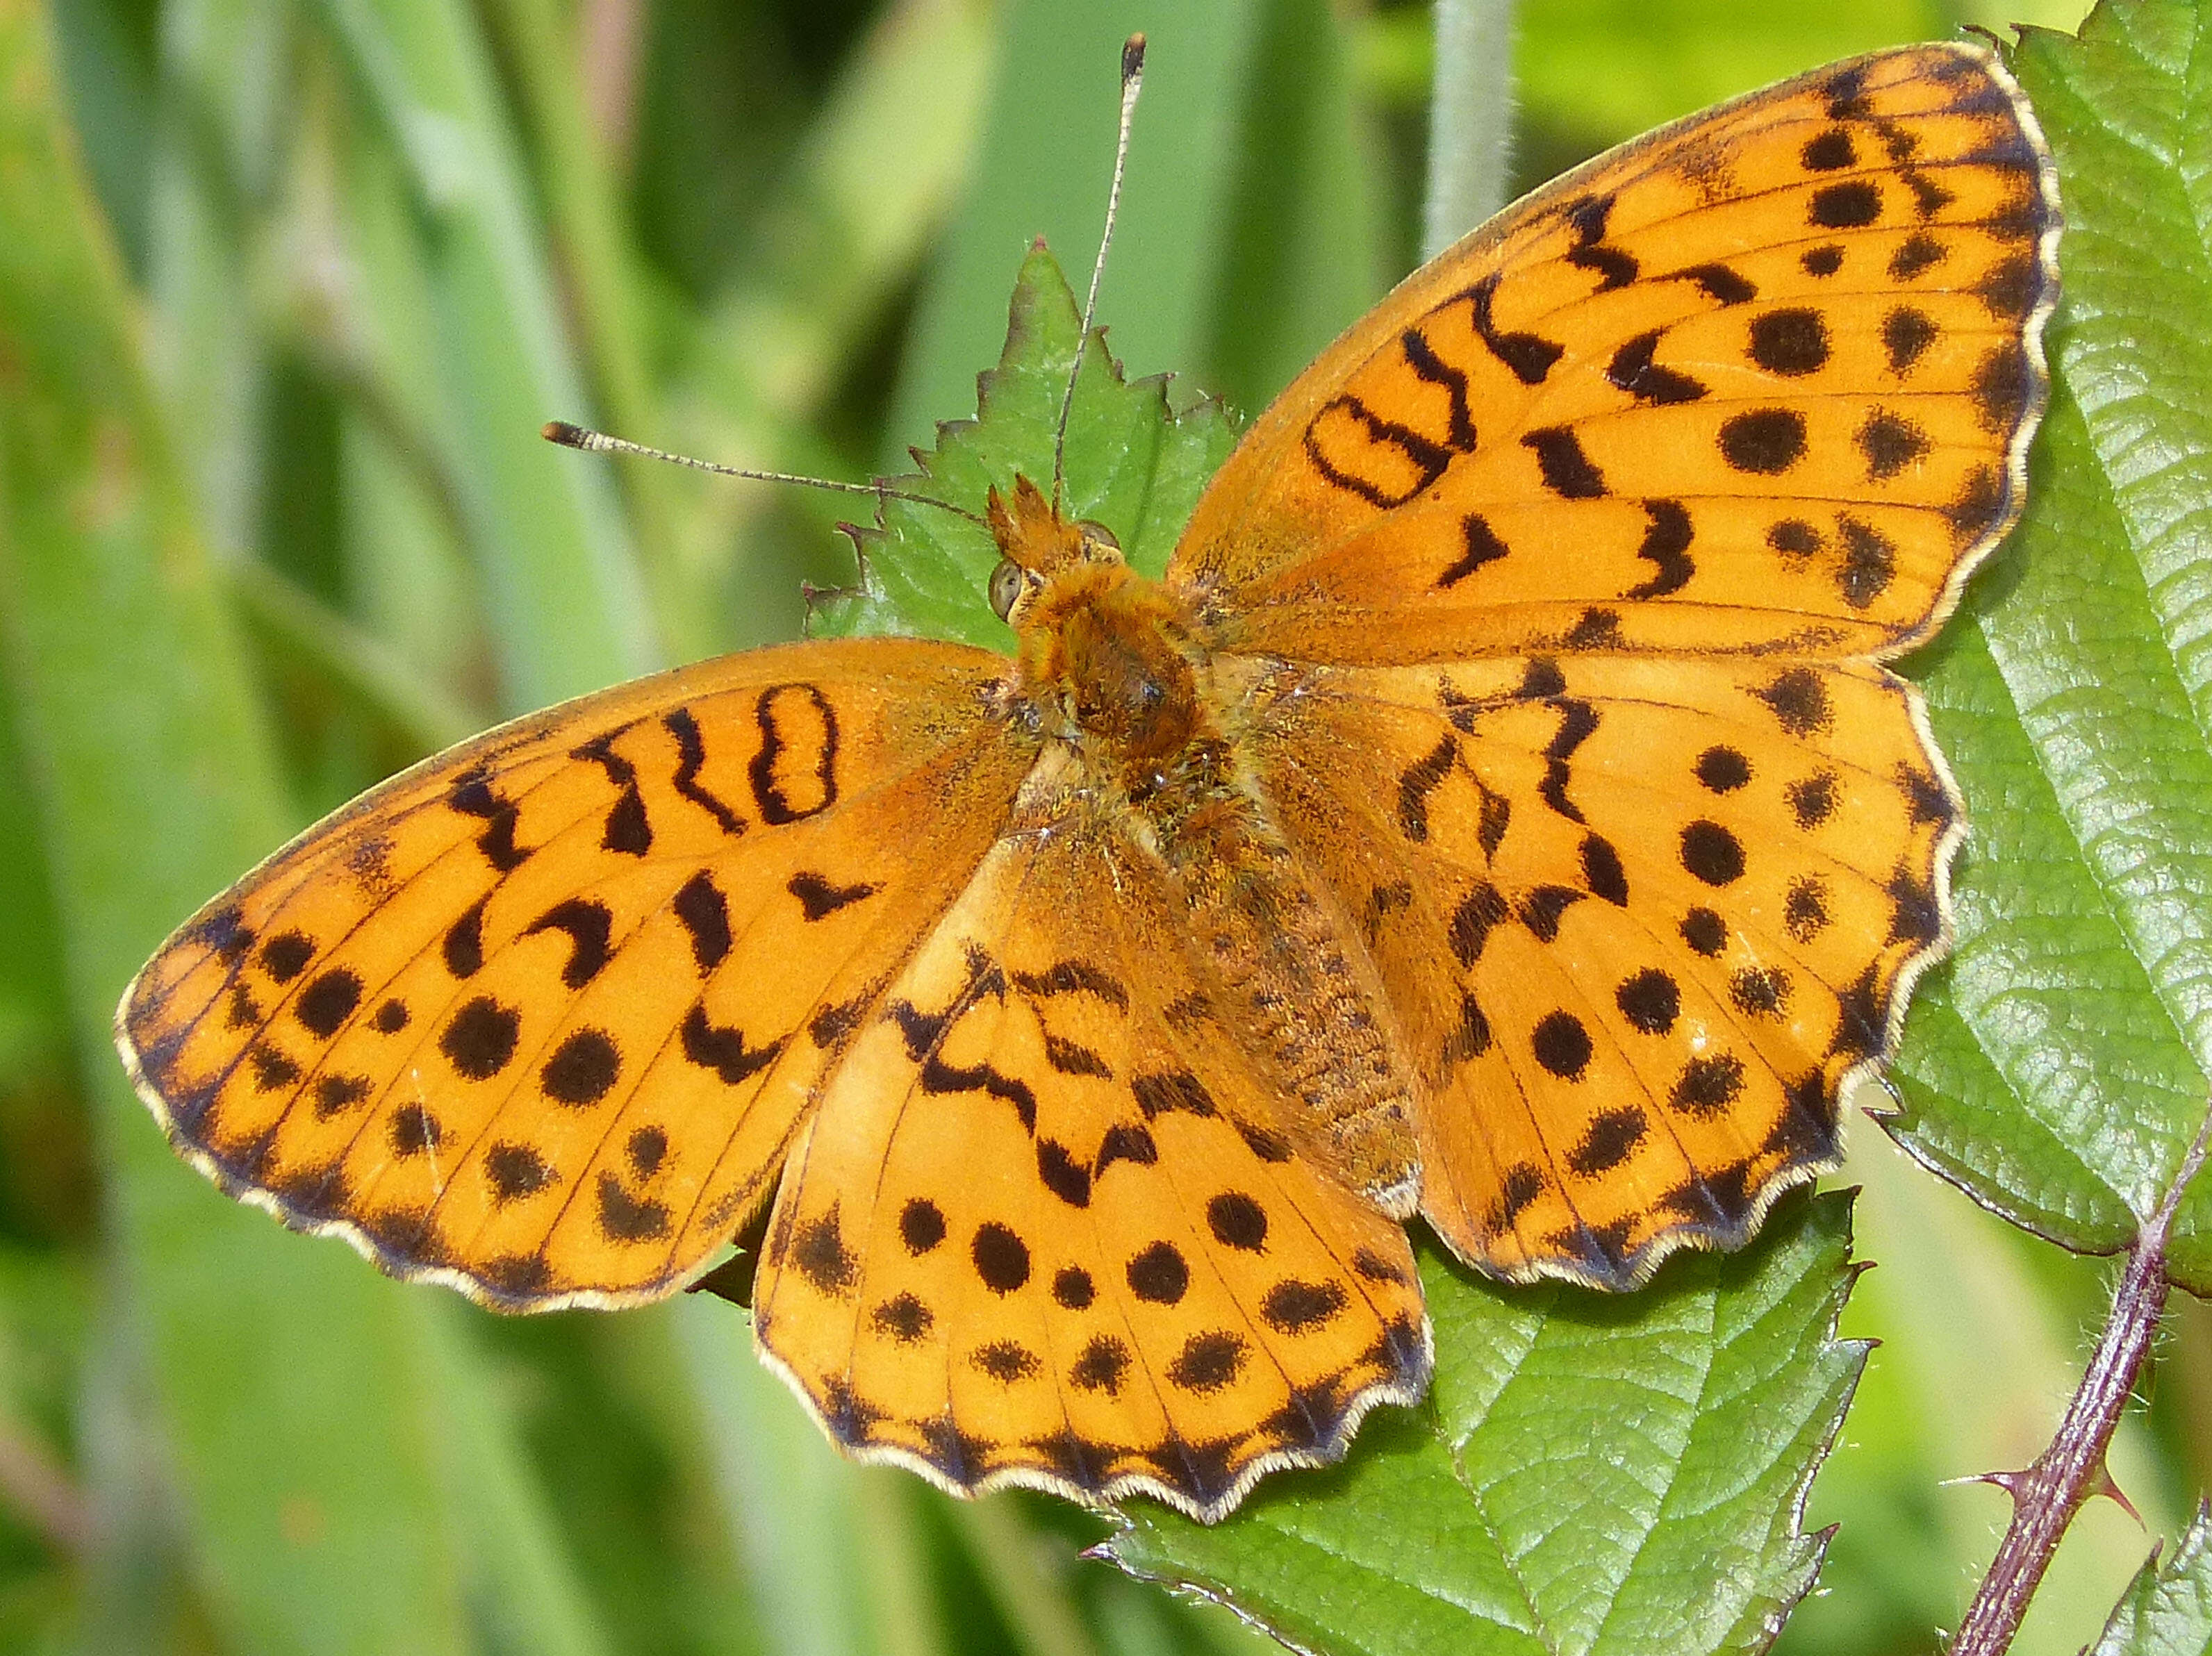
[0,6,470,1650]
[882,0,1263,463]
[308,0,660,710]
[1196,0,1389,420]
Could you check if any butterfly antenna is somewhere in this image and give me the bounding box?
[542,422,990,527]
[1052,33,1146,515]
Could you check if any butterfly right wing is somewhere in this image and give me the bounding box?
[118,638,1041,1310]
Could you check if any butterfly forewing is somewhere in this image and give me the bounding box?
[1169,42,2058,668]
[119,640,1038,1309]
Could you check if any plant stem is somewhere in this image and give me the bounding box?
[1948,1105,2212,1656]
[1421,0,1517,259]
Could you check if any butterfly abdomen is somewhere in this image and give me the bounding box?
[1139,741,1422,1216]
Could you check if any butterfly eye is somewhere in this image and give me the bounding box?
[988,558,1028,622]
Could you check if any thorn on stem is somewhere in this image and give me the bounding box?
[2088,1464,2144,1527]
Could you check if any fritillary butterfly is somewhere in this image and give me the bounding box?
[118,40,2061,1522]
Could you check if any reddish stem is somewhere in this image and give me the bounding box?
[1946,1107,2212,1656]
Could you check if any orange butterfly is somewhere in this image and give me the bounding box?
[118,38,2060,1522]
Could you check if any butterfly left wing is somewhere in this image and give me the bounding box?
[118,639,1039,1309]
[752,747,1430,1521]
[1166,40,2058,666]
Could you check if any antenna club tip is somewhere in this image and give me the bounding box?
[1122,34,1146,79]
[543,420,587,447]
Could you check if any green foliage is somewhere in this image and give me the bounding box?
[2091,1502,2212,1656]
[815,245,1235,647]
[1887,0,2212,1287]
[1109,1200,1863,1656]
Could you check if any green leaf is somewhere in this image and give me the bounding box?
[1884,0,2212,1287]
[812,245,1234,650]
[2090,1502,2212,1656]
[1105,1195,1865,1656]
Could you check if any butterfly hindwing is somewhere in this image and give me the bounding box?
[119,640,1039,1309]
[1237,650,1954,1284]
[752,748,1430,1520]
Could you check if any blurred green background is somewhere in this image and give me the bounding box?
[8,0,2204,1653]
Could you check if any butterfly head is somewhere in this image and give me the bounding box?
[984,473,1122,625]
[987,474,1203,768]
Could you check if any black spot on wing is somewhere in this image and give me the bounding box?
[681,1004,786,1086]
[1582,834,1629,905]
[1616,969,1678,1034]
[1127,1241,1189,1304]
[1756,668,1833,736]
[674,872,733,970]
[1800,129,1856,170]
[1678,263,1756,305]
[1838,518,1897,609]
[1438,513,1511,588]
[442,996,519,1079]
[597,1173,672,1243]
[661,706,744,834]
[449,771,528,871]
[1719,409,1807,474]
[1858,411,1929,480]
[790,1204,859,1295]
[1680,821,1746,886]
[1523,427,1608,499]
[524,899,613,988]
[542,1028,622,1106]
[443,897,488,979]
[1450,882,1510,967]
[1464,272,1563,385]
[1670,1053,1746,1116]
[1095,1122,1158,1175]
[1519,885,1585,943]
[294,969,362,1038]
[788,871,879,921]
[971,1221,1030,1293]
[1531,1011,1592,1081]
[1569,1108,1646,1175]
[1809,179,1882,229]
[1883,307,1939,374]
[260,928,314,982]
[1626,500,1694,598]
[1397,734,1456,843]
[1607,333,1708,406]
[1037,1139,1092,1207]
[1749,309,1830,376]
[1889,233,1948,281]
[486,1142,555,1203]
